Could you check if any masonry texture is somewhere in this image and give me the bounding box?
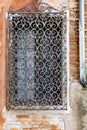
[0,0,87,130]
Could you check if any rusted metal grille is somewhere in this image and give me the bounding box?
[7,9,68,110]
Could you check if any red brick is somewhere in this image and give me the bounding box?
[23,129,29,130]
[17,115,29,118]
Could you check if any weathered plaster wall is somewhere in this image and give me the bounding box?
[0,0,87,130]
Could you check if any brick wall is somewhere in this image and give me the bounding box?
[1,0,87,130]
[69,0,79,80]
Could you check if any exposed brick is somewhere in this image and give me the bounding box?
[10,128,19,130]
[23,129,29,130]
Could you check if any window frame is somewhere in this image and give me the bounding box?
[6,10,70,112]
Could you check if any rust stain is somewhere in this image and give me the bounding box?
[51,124,60,130]
[0,111,5,130]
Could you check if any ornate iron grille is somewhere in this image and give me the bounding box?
[7,2,68,110]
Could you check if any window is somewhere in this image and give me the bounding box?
[7,10,68,110]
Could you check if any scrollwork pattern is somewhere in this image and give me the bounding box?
[7,12,67,110]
